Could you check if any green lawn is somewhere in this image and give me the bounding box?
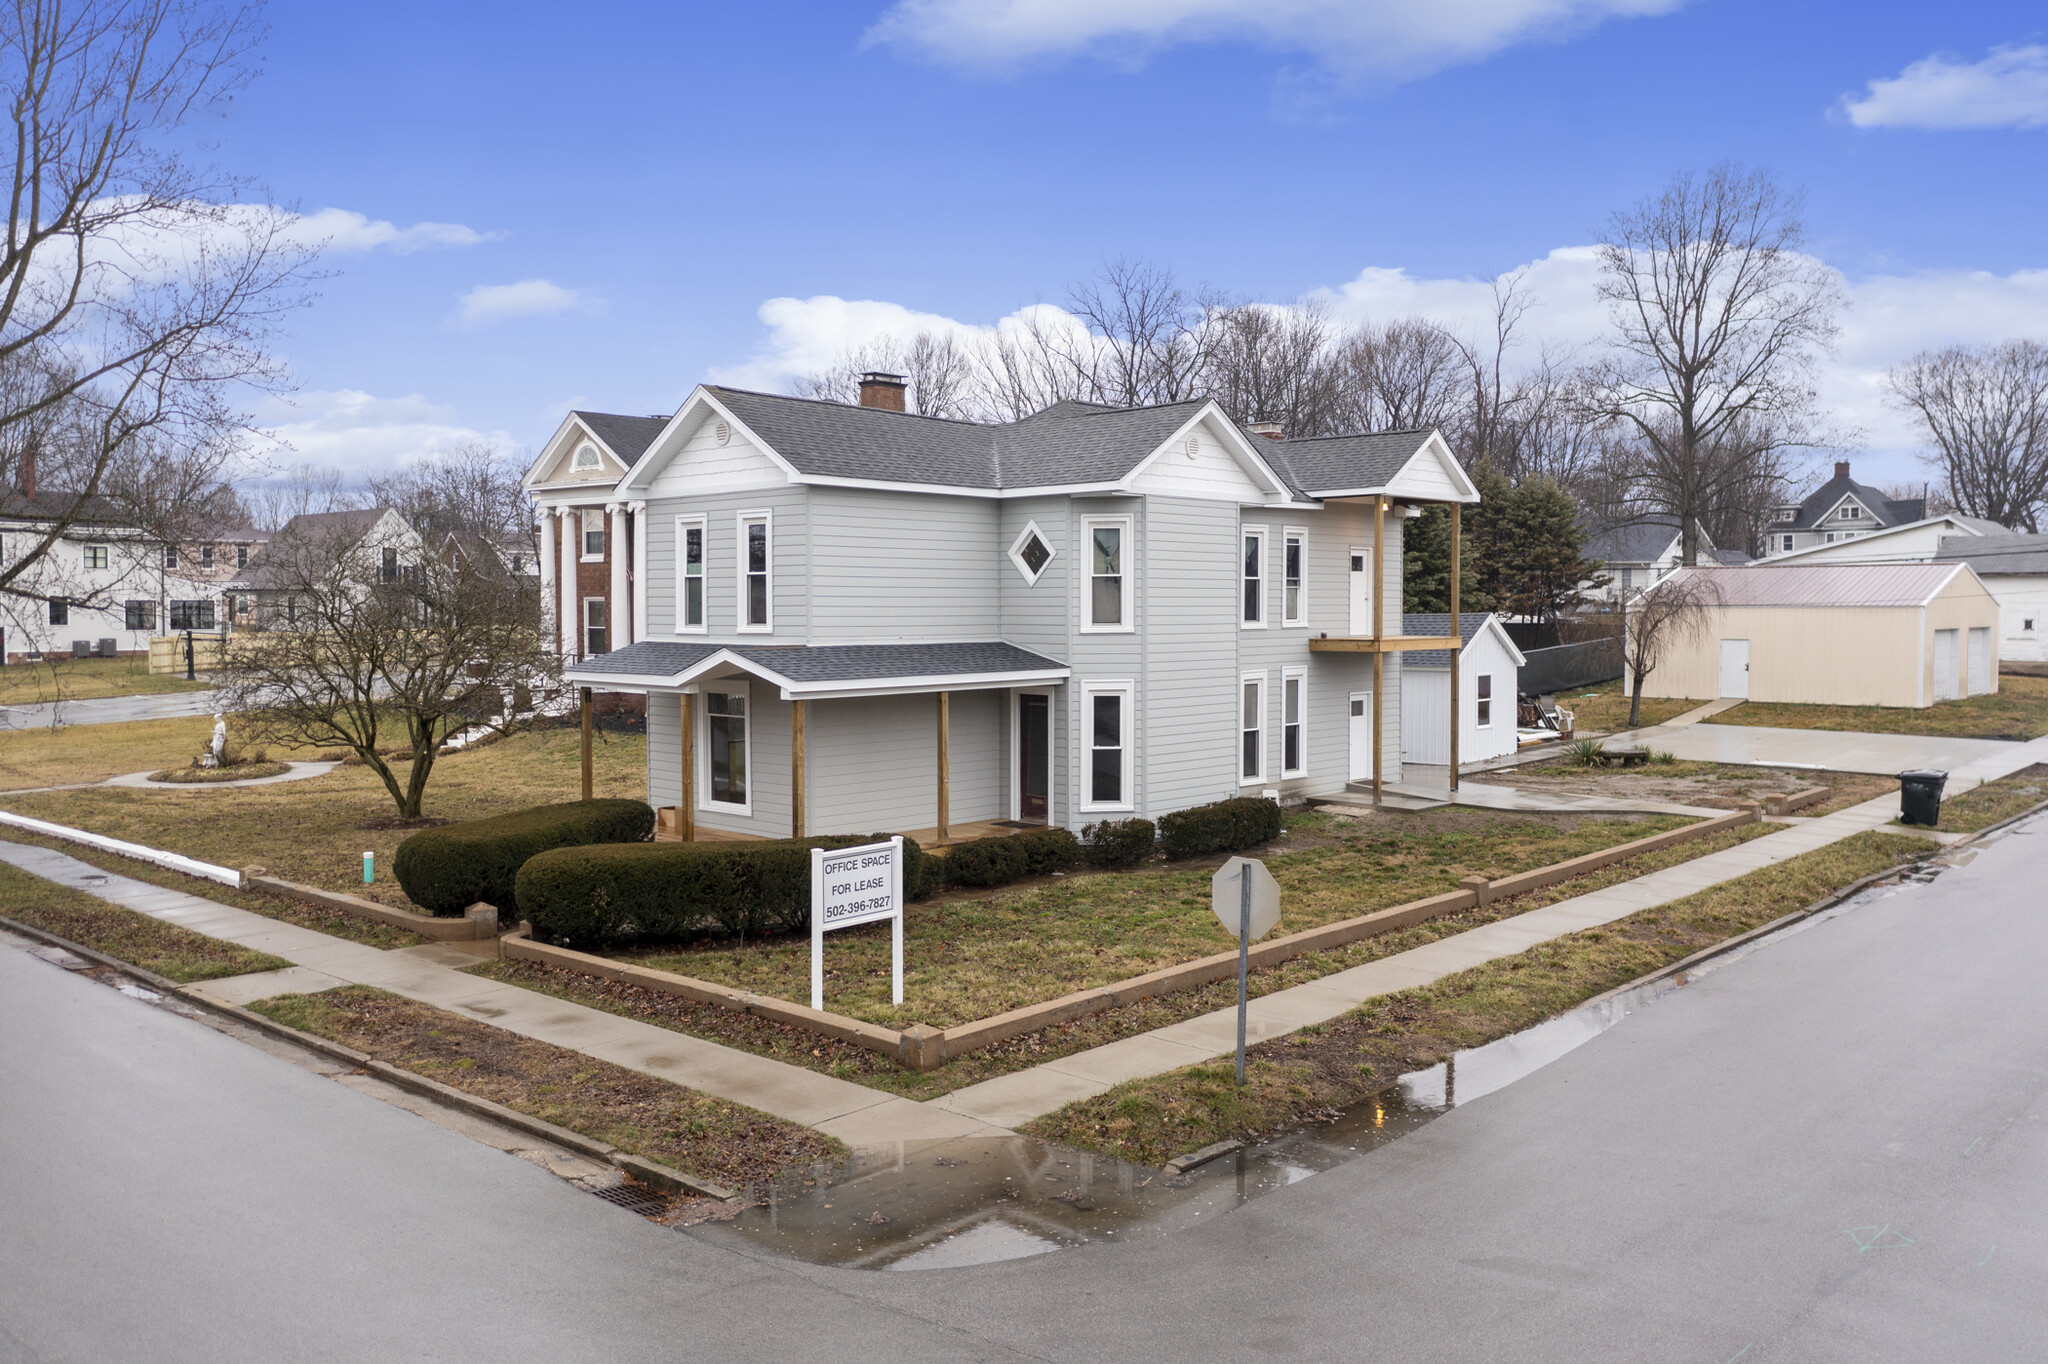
[0,859,288,982]
[1913,765,2048,833]
[0,655,212,705]
[1705,675,2048,741]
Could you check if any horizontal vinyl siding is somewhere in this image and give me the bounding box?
[808,487,1001,643]
[999,497,1071,660]
[1142,496,1241,815]
[805,690,1004,834]
[641,488,808,641]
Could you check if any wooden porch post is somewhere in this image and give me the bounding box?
[1449,502,1462,793]
[579,687,594,800]
[791,699,807,840]
[678,692,695,841]
[1372,495,1385,808]
[936,690,951,845]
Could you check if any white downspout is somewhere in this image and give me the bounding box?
[629,501,648,644]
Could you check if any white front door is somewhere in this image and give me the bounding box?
[1933,628,1960,700]
[1717,639,1750,699]
[1348,549,1373,636]
[1968,626,1992,694]
[1349,690,1373,781]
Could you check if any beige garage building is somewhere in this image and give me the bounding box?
[1633,563,2001,708]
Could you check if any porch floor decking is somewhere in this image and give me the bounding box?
[651,815,1039,848]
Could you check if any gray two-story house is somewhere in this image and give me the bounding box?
[557,375,1478,842]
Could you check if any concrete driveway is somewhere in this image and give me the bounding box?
[1645,722,2019,774]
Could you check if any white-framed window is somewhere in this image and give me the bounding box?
[1083,517,1133,633]
[1282,668,1305,777]
[2023,616,2037,634]
[675,515,706,632]
[583,597,608,655]
[162,544,178,569]
[1476,674,1494,728]
[1008,520,1056,585]
[201,545,214,568]
[1080,681,1133,810]
[581,509,605,560]
[83,544,108,570]
[703,687,751,812]
[1842,504,1862,520]
[1825,532,1837,544]
[737,511,771,631]
[1241,528,1265,627]
[1282,530,1305,626]
[1781,535,1795,552]
[572,442,602,471]
[235,545,248,569]
[1240,671,1266,784]
[1777,509,1796,522]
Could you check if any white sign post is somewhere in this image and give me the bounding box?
[1212,856,1282,1087]
[810,836,905,1013]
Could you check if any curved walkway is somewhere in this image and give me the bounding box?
[102,761,340,791]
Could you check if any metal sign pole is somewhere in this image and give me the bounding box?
[890,835,904,1006]
[1236,861,1251,1087]
[810,845,825,1012]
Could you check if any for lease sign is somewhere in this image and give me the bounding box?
[818,841,900,930]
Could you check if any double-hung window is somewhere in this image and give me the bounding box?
[584,598,608,655]
[83,544,108,570]
[163,545,179,569]
[1282,669,1305,777]
[201,545,214,568]
[381,548,399,582]
[705,690,750,810]
[582,509,605,559]
[47,597,66,626]
[675,516,706,632]
[1240,672,1266,783]
[1476,674,1494,728]
[124,601,155,631]
[1282,531,1304,625]
[1083,518,1132,632]
[235,545,248,569]
[1082,683,1133,809]
[1241,529,1264,626]
[738,512,771,631]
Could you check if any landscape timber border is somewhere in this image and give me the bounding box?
[239,869,500,944]
[502,807,1760,1073]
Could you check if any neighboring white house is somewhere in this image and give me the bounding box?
[0,485,167,663]
[1399,612,1527,768]
[223,507,427,629]
[1580,517,1735,603]
[1933,534,2048,664]
[1757,461,1932,558]
[1753,510,2012,568]
[561,378,1483,839]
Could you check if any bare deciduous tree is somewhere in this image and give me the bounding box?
[368,441,530,547]
[1886,340,2048,531]
[794,329,980,418]
[1622,567,1724,727]
[1580,164,1840,563]
[238,461,360,530]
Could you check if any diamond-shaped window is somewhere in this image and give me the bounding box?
[1019,533,1051,574]
[1009,523,1056,584]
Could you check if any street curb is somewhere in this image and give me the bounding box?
[0,915,738,1203]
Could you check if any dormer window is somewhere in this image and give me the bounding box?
[571,443,602,471]
[1842,504,1862,520]
[1777,509,1796,522]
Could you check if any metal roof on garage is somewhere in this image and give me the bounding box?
[1652,563,1973,608]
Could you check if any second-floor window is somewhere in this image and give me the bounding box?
[381,548,399,582]
[1085,518,1132,631]
[201,545,214,568]
[1242,530,1264,626]
[163,545,178,569]
[83,544,108,569]
[1283,532,1304,625]
[677,517,705,631]
[236,545,248,569]
[739,513,771,630]
[582,509,605,558]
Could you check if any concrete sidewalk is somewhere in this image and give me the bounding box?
[1645,721,2017,774]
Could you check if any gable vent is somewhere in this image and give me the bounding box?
[714,420,731,446]
[1184,436,1200,459]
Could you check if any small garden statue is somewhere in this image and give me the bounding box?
[202,713,227,768]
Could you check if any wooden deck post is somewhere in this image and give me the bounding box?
[936,690,951,845]
[1449,501,1462,794]
[579,686,594,800]
[1372,496,1385,808]
[791,699,807,840]
[679,692,695,841]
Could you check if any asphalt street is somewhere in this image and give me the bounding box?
[3,813,2045,1362]
[0,689,218,730]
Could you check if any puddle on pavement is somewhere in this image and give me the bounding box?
[702,867,1951,1272]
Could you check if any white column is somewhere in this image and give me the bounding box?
[536,512,557,654]
[557,506,579,658]
[606,502,629,651]
[628,501,648,644]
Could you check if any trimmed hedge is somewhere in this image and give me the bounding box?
[1158,795,1285,861]
[1083,817,1156,869]
[516,832,929,950]
[1012,826,1082,876]
[393,798,653,917]
[937,826,1080,890]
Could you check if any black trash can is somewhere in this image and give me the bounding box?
[1899,769,1947,827]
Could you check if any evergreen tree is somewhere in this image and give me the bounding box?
[1402,505,1489,613]
[1434,464,1603,622]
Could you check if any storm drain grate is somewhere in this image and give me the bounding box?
[591,1183,669,1218]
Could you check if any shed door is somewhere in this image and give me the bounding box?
[1348,691,1373,781]
[1933,629,1960,701]
[1717,639,1750,700]
[1967,627,1992,695]
[1401,671,1448,767]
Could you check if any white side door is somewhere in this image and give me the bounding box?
[1348,549,1373,636]
[1348,691,1373,781]
[1967,626,1992,694]
[1933,628,1959,701]
[1717,639,1750,700]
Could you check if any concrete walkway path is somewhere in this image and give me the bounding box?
[102,760,341,790]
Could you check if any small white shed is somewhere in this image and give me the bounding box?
[1401,613,1528,767]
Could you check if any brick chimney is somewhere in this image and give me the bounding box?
[1835,460,1850,479]
[1245,421,1285,441]
[16,446,33,500]
[858,372,907,412]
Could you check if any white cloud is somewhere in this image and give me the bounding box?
[865,0,1682,87]
[284,207,503,254]
[250,389,515,478]
[454,279,592,327]
[1840,43,2048,130]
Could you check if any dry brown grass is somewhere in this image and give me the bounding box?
[0,655,211,705]
[1705,675,2048,740]
[0,859,289,982]
[1919,764,2048,833]
[1562,682,1696,733]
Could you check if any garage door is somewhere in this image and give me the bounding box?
[1933,628,1960,701]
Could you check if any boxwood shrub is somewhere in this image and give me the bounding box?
[516,832,930,950]
[1158,795,1285,861]
[1082,817,1156,869]
[940,835,1028,889]
[393,798,654,917]
[1012,826,1081,875]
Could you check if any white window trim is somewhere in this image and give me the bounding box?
[699,684,754,816]
[674,514,707,634]
[1239,670,1267,785]
[580,508,606,563]
[1080,516,1134,634]
[1007,519,1057,586]
[736,510,772,633]
[1281,666,1306,778]
[1079,680,1135,812]
[1240,527,1266,629]
[583,596,609,655]
[1282,528,1307,627]
[1475,673,1494,729]
[572,442,603,471]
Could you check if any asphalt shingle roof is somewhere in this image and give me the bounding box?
[1781,470,1921,531]
[1400,612,1493,668]
[1934,533,2048,575]
[573,411,670,463]
[1256,429,1434,499]
[569,640,1067,685]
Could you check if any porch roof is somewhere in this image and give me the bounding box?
[562,640,1070,699]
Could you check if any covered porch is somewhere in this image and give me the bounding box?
[564,641,1070,848]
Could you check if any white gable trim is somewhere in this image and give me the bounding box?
[1115,404,1291,502]
[1302,431,1481,503]
[619,388,802,493]
[524,413,634,492]
[1768,514,1986,565]
[1816,491,1882,526]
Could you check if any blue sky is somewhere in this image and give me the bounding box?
[193,0,2048,489]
